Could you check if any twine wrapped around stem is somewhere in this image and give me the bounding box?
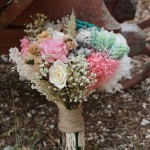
[58,106,85,149]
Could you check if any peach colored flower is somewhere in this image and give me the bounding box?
[37,31,49,39]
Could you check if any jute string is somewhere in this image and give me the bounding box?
[58,106,85,149]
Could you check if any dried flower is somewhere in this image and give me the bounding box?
[9,12,131,109]
[63,11,76,36]
[87,52,119,89]
[64,35,78,50]
[28,42,40,55]
[37,31,49,39]
[39,38,68,63]
[24,14,48,40]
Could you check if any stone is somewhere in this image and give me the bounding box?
[107,104,111,108]
[26,112,32,118]
[49,125,54,129]
[3,146,14,150]
[105,0,137,23]
[120,23,146,56]
[142,103,147,109]
[87,137,93,141]
[100,138,105,142]
[98,121,102,125]
[141,119,150,126]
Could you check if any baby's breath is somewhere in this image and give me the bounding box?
[24,14,48,40]
[63,55,96,103]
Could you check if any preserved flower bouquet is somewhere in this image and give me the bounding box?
[9,12,131,150]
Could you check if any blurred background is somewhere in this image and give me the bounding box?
[0,0,150,149]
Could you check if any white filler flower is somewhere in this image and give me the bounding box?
[49,60,67,89]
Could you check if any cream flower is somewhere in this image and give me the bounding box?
[49,60,67,89]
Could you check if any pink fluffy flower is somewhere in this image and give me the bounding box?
[20,36,30,55]
[87,52,119,90]
[39,38,68,63]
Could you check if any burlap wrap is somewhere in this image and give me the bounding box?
[58,106,85,148]
[58,106,84,133]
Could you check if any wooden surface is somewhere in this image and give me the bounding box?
[11,0,120,31]
[122,62,150,90]
[0,29,24,54]
[104,0,119,13]
[0,0,34,28]
[0,0,12,12]
[138,19,150,29]
[0,0,121,54]
[104,0,137,23]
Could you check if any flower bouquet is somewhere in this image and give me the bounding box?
[9,12,131,149]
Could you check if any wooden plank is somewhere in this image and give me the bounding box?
[120,23,146,57]
[104,0,119,14]
[0,0,34,28]
[0,0,13,12]
[138,19,150,29]
[122,62,150,90]
[108,0,137,23]
[142,43,150,56]
[11,0,120,31]
[0,0,121,54]
[0,29,24,54]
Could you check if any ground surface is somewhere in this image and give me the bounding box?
[0,0,150,150]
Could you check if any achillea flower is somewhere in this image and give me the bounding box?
[64,35,78,51]
[28,42,40,55]
[91,30,116,51]
[20,36,30,55]
[87,52,119,90]
[110,33,130,59]
[25,52,42,65]
[37,31,49,39]
[39,38,68,63]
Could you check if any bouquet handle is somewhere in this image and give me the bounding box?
[58,106,85,150]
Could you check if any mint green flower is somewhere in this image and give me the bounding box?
[91,29,130,59]
[91,30,116,51]
[110,44,130,59]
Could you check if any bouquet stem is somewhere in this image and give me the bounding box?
[58,106,85,150]
[60,132,83,150]
[75,132,82,150]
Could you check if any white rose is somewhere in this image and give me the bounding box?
[49,60,67,89]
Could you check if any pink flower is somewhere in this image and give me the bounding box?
[20,36,30,54]
[39,38,68,63]
[87,52,119,90]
